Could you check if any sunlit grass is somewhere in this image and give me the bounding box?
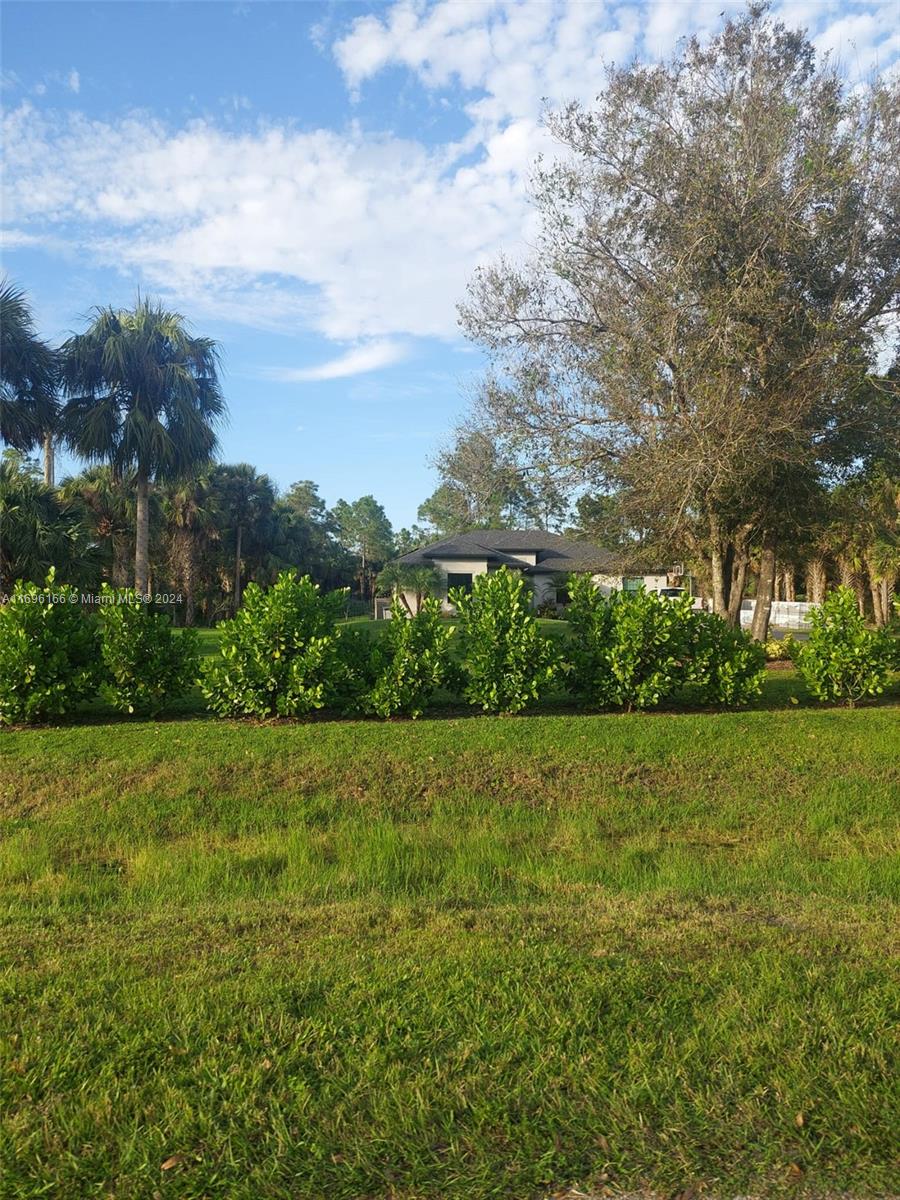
[1,703,898,1197]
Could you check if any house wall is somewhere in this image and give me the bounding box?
[591,572,670,595]
[642,574,669,592]
[387,566,681,618]
[592,573,620,596]
[498,550,538,566]
[431,558,492,613]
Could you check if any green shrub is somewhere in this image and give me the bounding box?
[0,571,101,724]
[687,612,766,706]
[364,597,456,718]
[564,573,616,704]
[763,633,796,662]
[203,571,349,717]
[97,586,199,714]
[566,579,694,710]
[796,586,893,706]
[450,567,558,714]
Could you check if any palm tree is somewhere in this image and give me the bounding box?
[0,450,97,592]
[59,299,225,594]
[161,473,219,626]
[59,465,134,587]
[209,463,276,613]
[0,280,59,481]
[375,562,440,615]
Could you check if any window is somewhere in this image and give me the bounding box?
[446,572,473,594]
[556,587,570,606]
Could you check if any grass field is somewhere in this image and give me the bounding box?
[1,657,899,1198]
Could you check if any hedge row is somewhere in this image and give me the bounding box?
[1,571,894,725]
[0,573,199,723]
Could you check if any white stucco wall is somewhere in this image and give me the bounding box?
[591,572,670,595]
[592,573,620,596]
[430,558,492,612]
[498,550,538,566]
[432,558,492,578]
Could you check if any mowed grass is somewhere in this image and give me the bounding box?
[1,680,899,1197]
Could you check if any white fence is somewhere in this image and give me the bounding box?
[739,599,813,629]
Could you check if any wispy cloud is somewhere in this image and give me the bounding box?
[3,1,896,345]
[1,227,44,249]
[266,340,410,382]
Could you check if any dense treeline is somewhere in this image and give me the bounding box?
[0,284,420,619]
[0,447,409,621]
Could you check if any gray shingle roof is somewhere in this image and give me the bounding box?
[396,530,619,574]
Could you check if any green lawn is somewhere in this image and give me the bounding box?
[1,672,899,1198]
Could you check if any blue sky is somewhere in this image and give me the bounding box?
[3,0,898,528]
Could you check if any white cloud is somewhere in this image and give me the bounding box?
[1,227,44,249]
[2,103,530,338]
[267,340,410,381]
[3,0,898,349]
[67,69,80,94]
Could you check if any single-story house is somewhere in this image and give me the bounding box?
[376,529,685,617]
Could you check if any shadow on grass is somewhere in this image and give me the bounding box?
[7,667,899,731]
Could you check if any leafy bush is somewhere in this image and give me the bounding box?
[566,577,765,709]
[535,599,560,619]
[364,597,455,717]
[796,586,893,706]
[687,612,766,706]
[0,571,101,724]
[566,577,694,710]
[564,573,616,703]
[450,567,558,713]
[203,571,349,717]
[763,633,796,661]
[97,586,199,714]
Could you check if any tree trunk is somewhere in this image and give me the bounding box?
[854,579,866,617]
[233,524,243,615]
[135,471,150,596]
[710,539,729,618]
[867,558,885,627]
[784,566,796,602]
[43,432,55,488]
[726,548,749,628]
[838,555,866,615]
[112,537,129,588]
[184,534,197,628]
[750,531,777,642]
[882,575,895,624]
[806,555,827,605]
[721,543,734,610]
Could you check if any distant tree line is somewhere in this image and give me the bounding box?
[0,284,426,619]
